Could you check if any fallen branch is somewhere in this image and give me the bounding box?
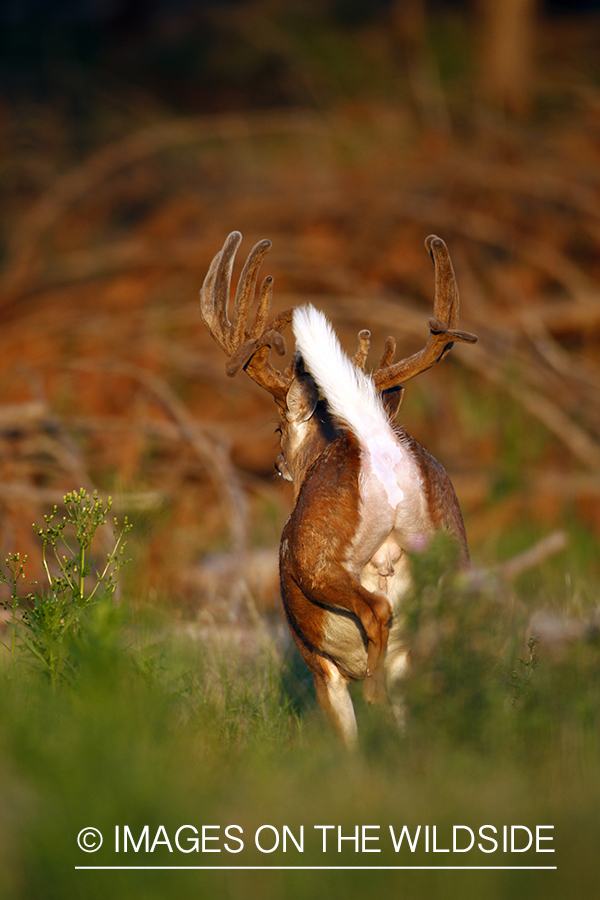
[67,360,249,554]
[0,109,329,305]
[498,530,568,581]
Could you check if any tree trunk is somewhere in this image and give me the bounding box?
[477,0,539,116]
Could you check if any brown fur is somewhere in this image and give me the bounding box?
[394,427,469,565]
[280,432,393,700]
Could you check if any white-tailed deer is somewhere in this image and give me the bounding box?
[200,231,477,746]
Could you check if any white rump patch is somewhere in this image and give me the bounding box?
[366,439,405,508]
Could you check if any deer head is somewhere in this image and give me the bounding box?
[200,231,476,487]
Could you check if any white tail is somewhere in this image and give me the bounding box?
[293,304,389,441]
[293,305,408,509]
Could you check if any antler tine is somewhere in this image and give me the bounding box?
[199,248,222,337]
[426,233,459,331]
[372,235,477,392]
[351,329,371,370]
[199,230,242,355]
[377,336,396,369]
[252,274,274,339]
[231,238,272,347]
[200,232,294,403]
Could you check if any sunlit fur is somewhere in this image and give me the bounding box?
[293,305,406,508]
[279,305,468,746]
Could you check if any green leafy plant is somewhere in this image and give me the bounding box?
[0,488,131,687]
[0,551,29,676]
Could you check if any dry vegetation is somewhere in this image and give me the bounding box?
[1,3,600,634]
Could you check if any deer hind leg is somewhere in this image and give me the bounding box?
[313,571,392,705]
[385,645,411,731]
[282,551,392,705]
[279,568,359,746]
[313,657,357,748]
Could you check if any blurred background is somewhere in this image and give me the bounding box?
[1,0,600,629]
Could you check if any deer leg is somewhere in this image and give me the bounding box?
[282,547,392,704]
[357,587,395,704]
[312,574,391,704]
[313,657,358,748]
[385,645,411,730]
[279,568,359,746]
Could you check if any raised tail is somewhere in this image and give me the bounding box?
[292,305,406,505]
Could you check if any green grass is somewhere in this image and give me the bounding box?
[1,530,600,899]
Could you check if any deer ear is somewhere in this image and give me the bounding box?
[382,386,404,420]
[286,374,318,424]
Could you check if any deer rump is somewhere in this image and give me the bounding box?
[279,305,468,713]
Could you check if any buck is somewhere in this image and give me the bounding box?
[200,231,477,746]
